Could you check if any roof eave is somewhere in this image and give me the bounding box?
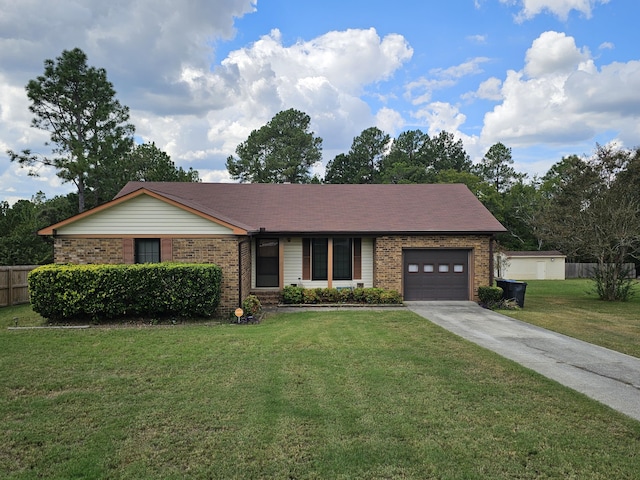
[250,229,507,236]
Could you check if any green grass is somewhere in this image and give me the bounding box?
[499,279,640,358]
[1,309,640,479]
[0,303,46,328]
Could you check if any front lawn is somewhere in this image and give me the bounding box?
[1,309,639,479]
[499,279,640,358]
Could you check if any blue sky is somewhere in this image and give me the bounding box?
[1,0,638,205]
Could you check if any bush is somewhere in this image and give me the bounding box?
[478,285,504,309]
[280,286,401,305]
[29,263,222,321]
[591,264,636,301]
[282,286,304,304]
[242,295,262,316]
[352,288,367,303]
[303,289,320,304]
[338,288,354,303]
[320,287,340,303]
[380,290,403,304]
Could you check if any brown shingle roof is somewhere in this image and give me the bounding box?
[114,182,506,235]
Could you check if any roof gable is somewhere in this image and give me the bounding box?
[39,188,249,235]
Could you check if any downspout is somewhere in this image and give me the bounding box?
[238,237,249,307]
[489,235,495,286]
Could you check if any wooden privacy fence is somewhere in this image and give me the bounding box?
[0,265,38,307]
[565,263,637,279]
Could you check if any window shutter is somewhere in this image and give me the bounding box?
[302,238,311,280]
[123,238,134,264]
[161,238,173,262]
[353,238,362,280]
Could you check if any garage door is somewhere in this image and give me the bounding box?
[404,249,469,301]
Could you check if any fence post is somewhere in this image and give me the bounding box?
[8,268,13,307]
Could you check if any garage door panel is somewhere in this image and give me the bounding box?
[404,249,469,301]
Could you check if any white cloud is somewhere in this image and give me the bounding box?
[0,0,413,202]
[406,57,490,105]
[413,102,467,137]
[501,0,610,22]
[467,34,488,44]
[375,107,405,135]
[481,31,640,148]
[467,77,504,101]
[524,31,589,78]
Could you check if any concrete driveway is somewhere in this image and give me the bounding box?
[406,301,640,422]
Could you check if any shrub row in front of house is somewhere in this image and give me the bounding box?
[281,285,403,305]
[29,263,222,321]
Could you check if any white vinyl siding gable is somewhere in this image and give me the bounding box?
[55,195,235,235]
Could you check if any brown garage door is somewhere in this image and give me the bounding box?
[404,249,469,300]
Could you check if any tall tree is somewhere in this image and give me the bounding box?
[475,142,523,193]
[8,48,135,212]
[325,127,390,184]
[378,130,431,184]
[324,154,358,184]
[0,193,76,265]
[226,109,322,183]
[423,131,472,180]
[536,145,640,300]
[88,142,200,204]
[378,130,471,184]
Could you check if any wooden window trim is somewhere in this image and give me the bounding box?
[353,238,362,280]
[302,238,311,280]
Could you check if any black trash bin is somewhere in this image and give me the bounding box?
[496,279,527,308]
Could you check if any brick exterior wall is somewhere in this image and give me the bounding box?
[171,238,241,316]
[238,239,252,304]
[373,235,493,301]
[54,236,245,317]
[54,238,124,264]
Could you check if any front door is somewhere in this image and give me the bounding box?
[256,238,279,287]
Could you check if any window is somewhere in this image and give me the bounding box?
[333,238,352,280]
[408,264,419,273]
[312,238,328,280]
[454,264,464,273]
[304,237,359,281]
[135,239,160,263]
[438,264,450,273]
[423,264,434,273]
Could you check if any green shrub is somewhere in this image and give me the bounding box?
[242,295,262,316]
[282,285,304,304]
[338,287,354,303]
[303,289,320,304]
[363,288,384,304]
[352,288,366,303]
[478,285,504,308]
[380,290,403,304]
[321,288,340,303]
[29,263,222,321]
[280,286,402,305]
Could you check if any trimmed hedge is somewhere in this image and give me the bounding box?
[281,286,403,305]
[29,263,222,321]
[478,285,504,308]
